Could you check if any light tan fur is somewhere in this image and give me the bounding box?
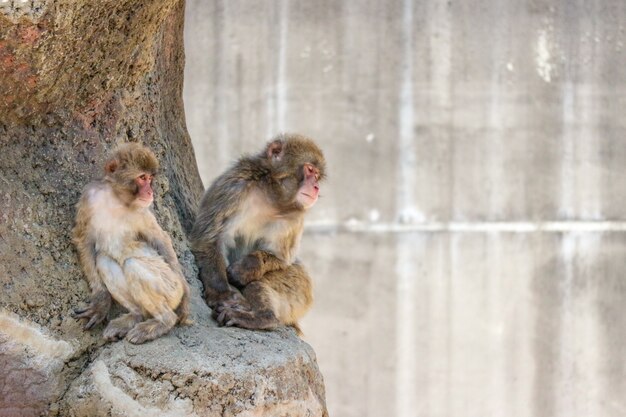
[222,187,303,264]
[263,264,313,327]
[73,144,190,344]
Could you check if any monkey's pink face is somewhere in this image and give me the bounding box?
[134,173,154,208]
[296,163,320,209]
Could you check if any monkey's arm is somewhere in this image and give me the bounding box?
[138,217,191,323]
[226,220,303,287]
[226,250,289,287]
[72,195,111,329]
[139,217,184,277]
[191,178,248,307]
[192,240,246,308]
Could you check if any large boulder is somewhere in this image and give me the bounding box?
[0,1,327,416]
[60,310,326,416]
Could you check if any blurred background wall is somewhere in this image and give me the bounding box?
[183,1,626,416]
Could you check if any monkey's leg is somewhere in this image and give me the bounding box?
[122,256,185,344]
[218,263,313,331]
[226,251,287,288]
[174,280,192,326]
[95,255,149,343]
[96,255,143,312]
[193,245,244,308]
[102,313,142,341]
[265,263,313,328]
[134,244,193,325]
[216,281,280,330]
[126,312,178,344]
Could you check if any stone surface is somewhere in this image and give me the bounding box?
[0,1,328,416]
[61,300,326,417]
[0,312,76,417]
[183,1,626,417]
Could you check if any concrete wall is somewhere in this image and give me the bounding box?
[183,1,626,416]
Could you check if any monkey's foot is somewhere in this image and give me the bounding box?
[214,306,251,327]
[205,288,246,310]
[211,296,252,322]
[103,313,142,341]
[73,292,112,330]
[126,316,176,344]
[215,307,279,331]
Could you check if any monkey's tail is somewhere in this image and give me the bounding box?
[175,283,193,326]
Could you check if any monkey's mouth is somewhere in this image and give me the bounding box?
[136,197,154,207]
[300,192,318,202]
[298,192,318,209]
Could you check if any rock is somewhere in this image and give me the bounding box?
[60,306,327,417]
[0,0,328,415]
[0,312,76,417]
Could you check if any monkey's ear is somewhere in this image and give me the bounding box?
[104,159,119,174]
[266,140,284,161]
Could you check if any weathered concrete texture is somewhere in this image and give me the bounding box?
[300,231,626,417]
[183,1,626,417]
[184,0,626,223]
[1,0,328,415]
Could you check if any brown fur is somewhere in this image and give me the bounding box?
[72,143,190,344]
[190,133,325,334]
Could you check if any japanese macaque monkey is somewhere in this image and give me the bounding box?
[190,133,326,334]
[73,143,190,344]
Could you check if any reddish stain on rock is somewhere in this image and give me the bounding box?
[12,62,33,81]
[20,25,43,44]
[1,53,15,68]
[26,75,38,90]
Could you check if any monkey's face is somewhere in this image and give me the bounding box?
[295,163,320,209]
[133,173,154,208]
[264,136,326,211]
[104,143,159,209]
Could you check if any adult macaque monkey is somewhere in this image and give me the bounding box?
[73,143,190,344]
[190,133,326,333]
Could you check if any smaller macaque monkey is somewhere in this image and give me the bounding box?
[73,143,190,344]
[190,133,326,333]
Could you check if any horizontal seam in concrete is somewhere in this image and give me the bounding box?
[304,221,626,234]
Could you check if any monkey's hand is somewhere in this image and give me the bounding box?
[226,254,264,288]
[212,303,253,327]
[204,286,246,309]
[73,290,112,330]
[214,305,279,331]
[209,288,253,325]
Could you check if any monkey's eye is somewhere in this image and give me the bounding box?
[139,174,153,183]
[304,163,319,180]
